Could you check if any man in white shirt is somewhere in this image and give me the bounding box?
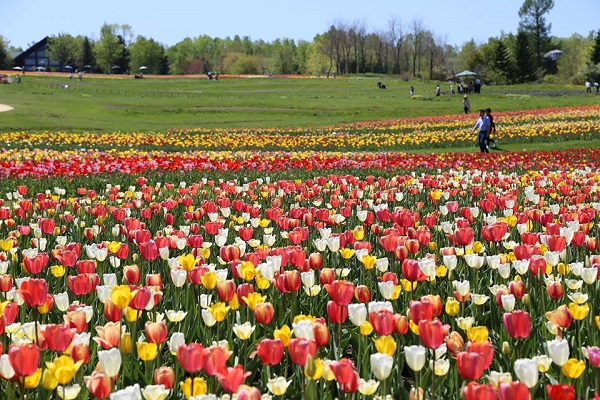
[471,109,491,153]
[586,81,592,93]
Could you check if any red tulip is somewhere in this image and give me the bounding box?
[402,259,427,282]
[204,346,232,377]
[123,265,140,284]
[218,364,251,393]
[0,274,13,292]
[41,324,76,352]
[454,227,475,246]
[85,371,112,399]
[153,366,176,389]
[313,319,329,347]
[369,309,395,336]
[466,341,494,369]
[546,281,564,299]
[503,310,531,339]
[457,351,486,380]
[329,358,356,384]
[462,381,497,400]
[255,339,284,366]
[546,384,576,400]
[8,343,40,377]
[288,338,317,366]
[177,343,206,373]
[129,287,153,310]
[418,319,450,349]
[70,342,91,364]
[324,280,355,306]
[274,270,300,293]
[339,370,360,393]
[354,285,371,303]
[254,302,274,324]
[508,279,526,300]
[327,301,348,324]
[139,240,159,261]
[19,278,48,307]
[393,314,409,335]
[499,381,530,400]
[39,218,56,234]
[216,280,236,302]
[145,321,168,344]
[23,252,49,274]
[545,235,567,252]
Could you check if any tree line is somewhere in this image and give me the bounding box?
[1,0,599,84]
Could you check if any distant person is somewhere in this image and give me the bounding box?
[435,85,441,96]
[78,71,83,80]
[462,95,470,114]
[585,81,592,93]
[450,84,455,95]
[595,81,599,92]
[474,78,481,93]
[472,109,491,153]
[410,85,415,96]
[70,72,73,80]
[485,108,497,149]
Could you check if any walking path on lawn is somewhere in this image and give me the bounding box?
[0,104,14,112]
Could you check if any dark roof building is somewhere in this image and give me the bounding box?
[13,37,60,71]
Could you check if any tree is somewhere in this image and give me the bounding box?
[0,36,10,70]
[129,35,165,74]
[158,46,170,75]
[80,37,95,70]
[493,39,514,83]
[590,30,600,65]
[514,30,536,83]
[47,33,81,70]
[94,23,131,73]
[518,0,554,69]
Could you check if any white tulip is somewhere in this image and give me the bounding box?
[370,353,394,380]
[405,345,427,371]
[514,358,539,388]
[98,348,122,377]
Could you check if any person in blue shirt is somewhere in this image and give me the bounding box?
[471,109,490,153]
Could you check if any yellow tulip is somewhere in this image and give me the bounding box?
[353,226,365,241]
[359,321,373,336]
[361,255,376,270]
[137,342,159,361]
[255,275,271,290]
[208,302,230,322]
[445,298,460,317]
[41,368,59,390]
[107,241,121,254]
[45,356,82,385]
[201,271,217,290]
[229,293,240,311]
[472,241,484,253]
[111,285,132,309]
[120,332,133,354]
[200,247,210,260]
[274,325,293,347]
[241,292,266,311]
[179,253,196,271]
[50,265,66,278]
[0,238,13,252]
[240,261,256,281]
[24,368,42,389]
[401,279,418,292]
[180,377,207,399]
[373,335,397,356]
[436,265,448,277]
[467,326,489,343]
[304,355,324,380]
[568,303,590,321]
[409,320,420,335]
[595,316,600,330]
[339,248,355,259]
[125,307,140,322]
[562,358,586,379]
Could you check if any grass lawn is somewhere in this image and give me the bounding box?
[1,73,600,133]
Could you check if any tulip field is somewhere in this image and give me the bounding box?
[1,98,600,400]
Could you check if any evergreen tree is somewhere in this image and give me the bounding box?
[159,46,170,75]
[514,30,536,83]
[518,0,554,69]
[81,37,95,70]
[591,30,600,65]
[494,40,514,83]
[114,35,130,73]
[0,36,9,70]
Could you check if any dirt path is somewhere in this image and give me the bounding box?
[0,104,14,112]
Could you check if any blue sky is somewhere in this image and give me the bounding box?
[1,0,598,50]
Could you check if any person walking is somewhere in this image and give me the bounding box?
[462,95,470,114]
[485,108,497,149]
[471,109,491,153]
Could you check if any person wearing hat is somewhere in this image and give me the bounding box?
[462,95,470,114]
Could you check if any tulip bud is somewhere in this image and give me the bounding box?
[502,341,511,356]
[120,332,132,354]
